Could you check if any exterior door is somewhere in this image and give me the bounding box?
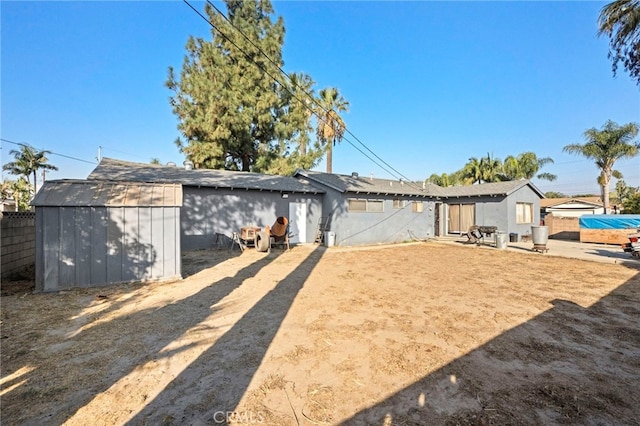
[434,202,441,236]
[288,202,307,244]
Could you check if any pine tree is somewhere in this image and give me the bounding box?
[167,0,320,173]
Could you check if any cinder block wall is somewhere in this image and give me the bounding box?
[1,212,36,280]
[545,214,580,240]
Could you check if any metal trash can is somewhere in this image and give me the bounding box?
[509,232,518,242]
[531,226,549,245]
[495,231,508,249]
[324,231,335,247]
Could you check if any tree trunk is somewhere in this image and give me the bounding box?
[601,168,613,214]
[602,181,610,214]
[241,154,251,172]
[326,140,333,174]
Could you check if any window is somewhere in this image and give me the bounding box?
[412,202,424,213]
[348,198,384,212]
[516,202,534,224]
[348,199,367,212]
[368,200,384,212]
[393,199,406,209]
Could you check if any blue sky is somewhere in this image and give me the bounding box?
[2,1,639,196]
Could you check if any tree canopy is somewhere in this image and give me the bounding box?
[167,0,330,174]
[0,178,32,211]
[315,87,350,174]
[2,145,57,194]
[563,120,639,213]
[502,152,556,182]
[598,0,640,85]
[428,151,555,186]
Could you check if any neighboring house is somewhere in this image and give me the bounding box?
[440,180,545,240]
[88,158,325,250]
[31,180,182,292]
[293,170,443,246]
[541,197,605,219]
[1,198,17,212]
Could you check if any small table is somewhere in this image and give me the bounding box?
[231,226,261,251]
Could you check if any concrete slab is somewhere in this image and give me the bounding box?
[435,235,640,268]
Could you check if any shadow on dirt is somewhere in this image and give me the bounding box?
[343,274,640,424]
[127,245,326,424]
[0,246,285,423]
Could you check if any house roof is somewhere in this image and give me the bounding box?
[31,180,183,207]
[294,170,544,199]
[294,170,445,197]
[540,197,603,209]
[440,179,545,198]
[88,158,325,194]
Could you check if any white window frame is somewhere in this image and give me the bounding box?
[412,202,424,213]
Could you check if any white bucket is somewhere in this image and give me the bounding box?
[324,231,336,247]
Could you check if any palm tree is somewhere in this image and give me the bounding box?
[462,157,483,184]
[598,0,640,85]
[3,145,58,191]
[563,120,639,213]
[426,172,460,187]
[502,152,557,181]
[315,87,349,174]
[480,153,503,183]
[462,153,502,184]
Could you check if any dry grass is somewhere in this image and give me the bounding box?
[1,242,639,424]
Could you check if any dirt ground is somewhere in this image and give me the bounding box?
[1,241,639,425]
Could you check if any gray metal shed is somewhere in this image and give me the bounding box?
[32,180,182,292]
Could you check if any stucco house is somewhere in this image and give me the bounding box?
[440,180,545,241]
[293,170,442,246]
[294,171,544,243]
[88,158,325,250]
[88,159,544,246]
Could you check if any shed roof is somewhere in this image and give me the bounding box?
[31,180,183,207]
[88,158,324,194]
[294,170,445,197]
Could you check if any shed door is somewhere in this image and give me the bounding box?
[448,203,475,233]
[288,202,307,244]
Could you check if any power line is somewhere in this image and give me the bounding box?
[0,138,96,165]
[183,0,425,192]
[100,145,150,162]
[205,0,420,187]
